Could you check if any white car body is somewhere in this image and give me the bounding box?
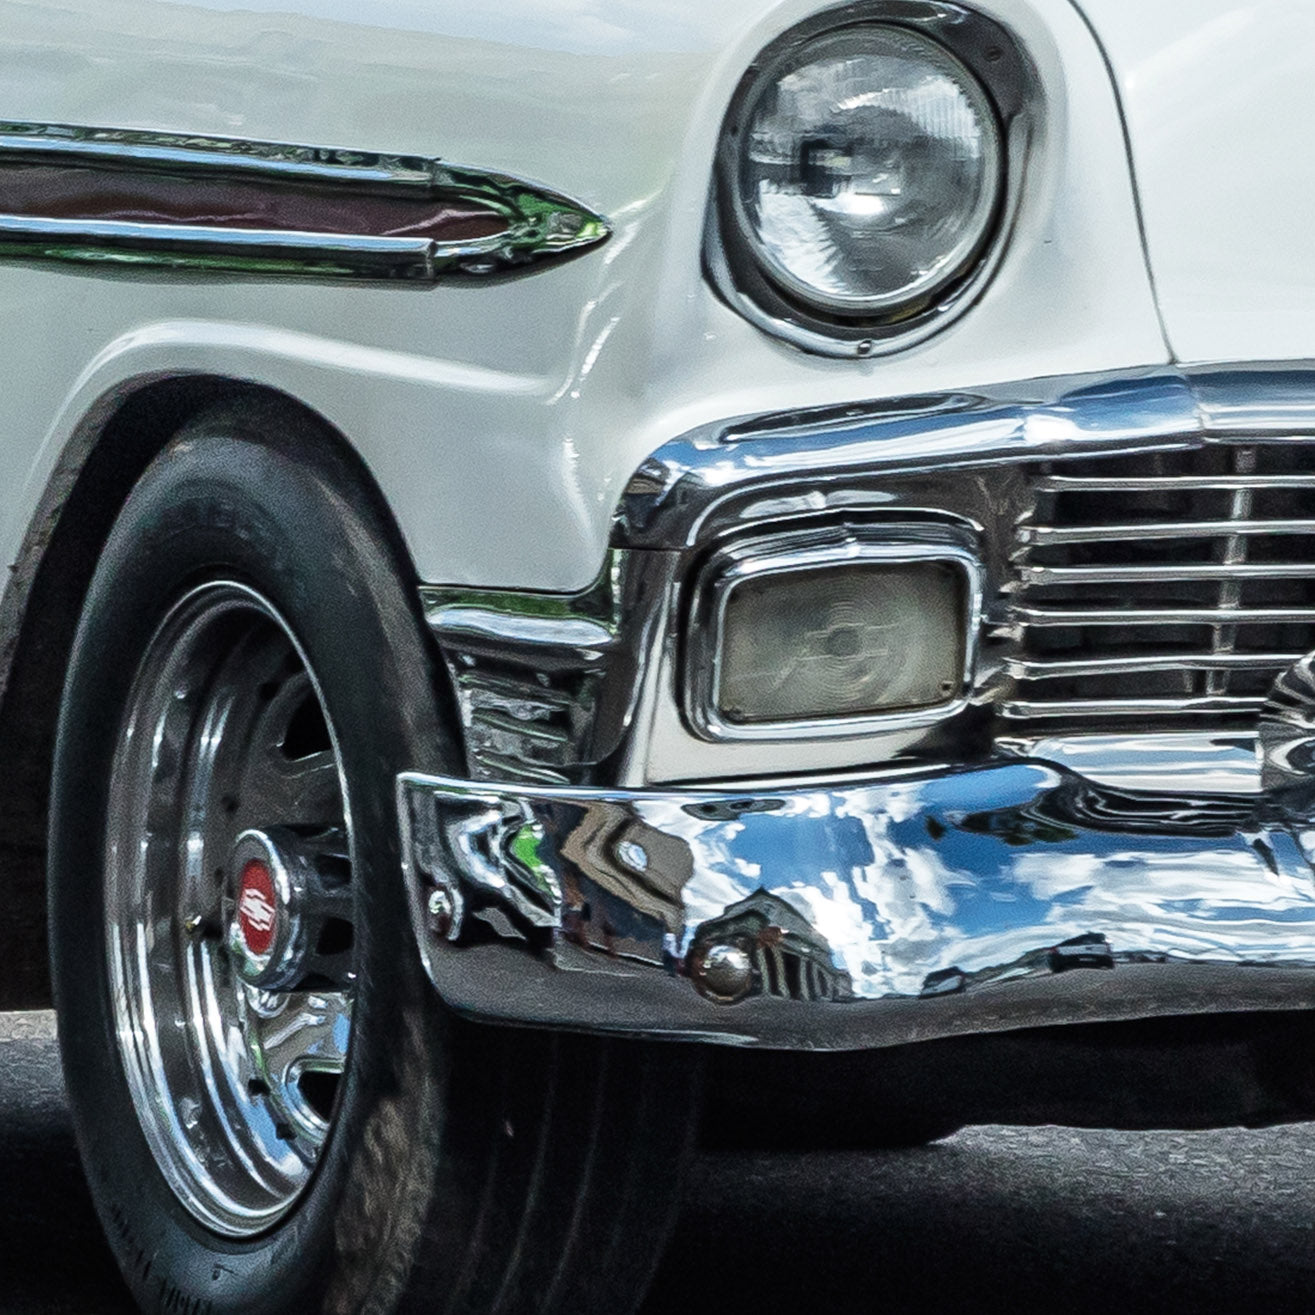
[3,0,1312,1025]
[5,5,1315,1308]
[2,0,1313,1021]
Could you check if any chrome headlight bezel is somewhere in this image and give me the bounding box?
[683,521,984,743]
[705,2,1033,359]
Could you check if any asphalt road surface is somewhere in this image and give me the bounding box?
[6,1011,1315,1314]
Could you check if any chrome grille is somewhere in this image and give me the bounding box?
[1003,442,1315,727]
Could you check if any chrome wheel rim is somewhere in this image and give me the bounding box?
[106,581,355,1237]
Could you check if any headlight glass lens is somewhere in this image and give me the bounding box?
[735,24,1003,317]
[716,559,968,726]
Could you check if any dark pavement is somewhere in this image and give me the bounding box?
[4,1012,1315,1314]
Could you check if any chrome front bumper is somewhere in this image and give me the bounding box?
[399,705,1315,1051]
[403,366,1315,1050]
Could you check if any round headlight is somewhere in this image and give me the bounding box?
[731,23,1004,320]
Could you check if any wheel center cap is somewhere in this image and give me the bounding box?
[236,858,279,959]
[226,829,302,987]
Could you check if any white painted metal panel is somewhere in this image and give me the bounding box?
[0,0,1165,593]
[1075,0,1315,364]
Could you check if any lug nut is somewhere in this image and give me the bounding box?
[183,913,219,941]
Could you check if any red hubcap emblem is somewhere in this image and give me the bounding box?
[237,859,278,958]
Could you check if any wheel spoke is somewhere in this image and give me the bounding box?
[250,990,351,1146]
[257,991,352,1081]
[244,749,341,831]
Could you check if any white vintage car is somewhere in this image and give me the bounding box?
[2,0,1314,1310]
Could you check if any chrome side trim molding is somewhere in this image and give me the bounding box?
[0,123,440,188]
[0,214,450,280]
[398,652,1315,1049]
[0,121,608,280]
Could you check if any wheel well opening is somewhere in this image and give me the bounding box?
[0,376,435,1009]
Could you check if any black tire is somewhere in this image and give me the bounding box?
[49,397,700,1315]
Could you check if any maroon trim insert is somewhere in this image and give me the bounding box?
[2,162,509,242]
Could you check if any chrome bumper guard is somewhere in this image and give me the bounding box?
[399,659,1315,1050]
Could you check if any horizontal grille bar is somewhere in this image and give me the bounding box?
[1023,518,1315,545]
[1002,696,1269,719]
[1015,605,1315,627]
[1021,562,1311,585]
[1038,473,1315,493]
[472,752,571,786]
[469,709,573,748]
[1007,652,1307,680]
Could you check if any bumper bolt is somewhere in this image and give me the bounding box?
[691,942,753,1004]
[427,887,455,938]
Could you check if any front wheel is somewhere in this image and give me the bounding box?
[49,400,699,1314]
